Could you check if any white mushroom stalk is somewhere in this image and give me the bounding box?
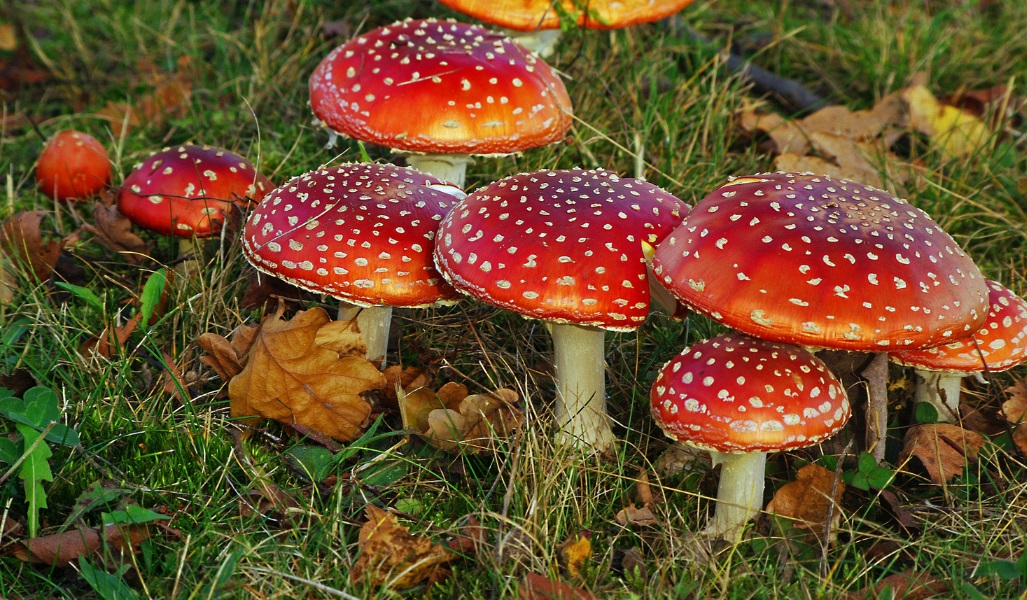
[551,322,615,449]
[337,304,393,365]
[404,154,473,190]
[706,451,768,538]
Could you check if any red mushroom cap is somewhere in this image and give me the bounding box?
[434,168,689,330]
[36,130,111,201]
[119,145,272,238]
[890,279,1027,374]
[652,172,990,350]
[309,18,572,156]
[651,334,850,453]
[439,0,696,31]
[242,163,462,308]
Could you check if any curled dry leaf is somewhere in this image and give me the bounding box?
[1013,426,1027,459]
[1001,377,1027,424]
[400,384,524,452]
[765,464,845,541]
[80,314,139,359]
[83,203,149,261]
[615,503,657,527]
[351,505,454,590]
[228,306,384,442]
[381,365,432,410]
[898,424,987,485]
[10,522,173,568]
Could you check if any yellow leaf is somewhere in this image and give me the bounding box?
[351,505,454,590]
[557,531,592,578]
[903,84,990,158]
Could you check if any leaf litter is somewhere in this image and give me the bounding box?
[351,504,454,590]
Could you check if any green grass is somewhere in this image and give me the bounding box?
[2,0,1027,597]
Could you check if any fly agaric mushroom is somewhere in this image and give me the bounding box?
[652,172,990,462]
[308,18,572,188]
[651,333,850,539]
[439,0,696,57]
[242,163,463,363]
[119,145,272,267]
[890,279,1027,421]
[37,130,111,201]
[434,168,689,451]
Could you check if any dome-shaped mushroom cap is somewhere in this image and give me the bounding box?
[651,334,850,453]
[890,279,1027,374]
[652,172,990,350]
[434,168,689,330]
[119,145,272,238]
[308,18,572,156]
[242,163,461,308]
[438,0,696,32]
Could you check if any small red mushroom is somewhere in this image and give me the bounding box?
[242,162,463,363]
[119,145,272,268]
[651,334,850,539]
[308,18,572,188]
[434,168,689,450]
[891,280,1027,421]
[36,130,111,201]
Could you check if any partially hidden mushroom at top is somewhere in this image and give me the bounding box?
[308,18,572,188]
[890,279,1027,422]
[651,333,850,540]
[434,168,689,451]
[119,144,272,269]
[439,0,696,57]
[651,172,990,462]
[242,162,463,364]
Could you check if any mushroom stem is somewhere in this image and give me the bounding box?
[704,450,767,541]
[337,303,393,365]
[913,370,962,422]
[509,28,562,58]
[404,154,472,189]
[550,322,615,452]
[176,237,201,276]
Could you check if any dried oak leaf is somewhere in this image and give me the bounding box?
[1001,378,1027,424]
[10,523,163,568]
[80,314,139,359]
[557,530,592,578]
[351,504,454,590]
[381,365,433,410]
[83,203,149,261]
[519,572,599,600]
[314,316,367,358]
[614,503,657,527]
[1013,425,1027,459]
[775,132,907,193]
[228,306,384,442]
[765,464,845,540]
[903,84,990,159]
[898,424,986,485]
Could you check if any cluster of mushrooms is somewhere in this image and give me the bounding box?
[41,10,1027,542]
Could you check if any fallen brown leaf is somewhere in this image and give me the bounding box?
[1013,426,1027,459]
[381,365,432,410]
[98,57,193,136]
[904,84,990,159]
[411,387,524,453]
[845,567,948,600]
[0,211,64,299]
[617,546,647,580]
[614,503,657,527]
[898,424,986,484]
[519,572,599,600]
[557,530,592,578]
[1002,377,1027,424]
[314,316,367,358]
[83,203,149,262]
[765,463,845,541]
[80,315,139,359]
[10,523,160,568]
[445,516,487,555]
[351,505,454,590]
[228,306,384,442]
[160,351,188,401]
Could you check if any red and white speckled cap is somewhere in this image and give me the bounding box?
[119,145,272,238]
[891,279,1027,374]
[652,172,990,350]
[242,163,462,308]
[433,168,690,330]
[437,0,696,31]
[308,18,572,156]
[651,334,850,453]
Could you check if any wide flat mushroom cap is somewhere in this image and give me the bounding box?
[434,168,689,330]
[652,172,990,350]
[242,163,461,308]
[439,0,695,31]
[651,334,850,453]
[309,18,572,155]
[890,279,1027,373]
[119,145,272,238]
